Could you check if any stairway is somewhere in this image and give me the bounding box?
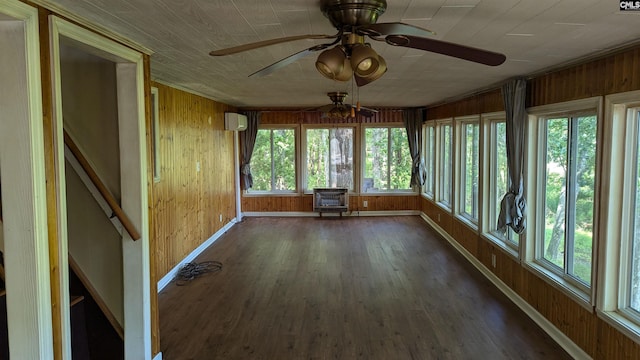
[0,252,119,359]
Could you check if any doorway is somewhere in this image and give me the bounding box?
[49,16,152,359]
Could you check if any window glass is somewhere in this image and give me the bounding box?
[461,122,479,220]
[540,115,596,286]
[424,125,435,197]
[439,123,453,206]
[630,111,640,312]
[306,128,354,190]
[251,128,296,192]
[364,127,412,191]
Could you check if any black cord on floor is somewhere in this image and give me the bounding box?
[174,261,222,286]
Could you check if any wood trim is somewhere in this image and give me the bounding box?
[69,295,84,307]
[63,130,141,240]
[144,54,161,357]
[0,2,55,358]
[68,255,124,338]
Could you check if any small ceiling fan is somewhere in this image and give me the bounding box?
[311,92,378,118]
[210,0,506,86]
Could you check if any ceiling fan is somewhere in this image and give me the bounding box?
[210,0,506,86]
[311,92,378,118]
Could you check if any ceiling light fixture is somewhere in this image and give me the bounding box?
[315,39,386,86]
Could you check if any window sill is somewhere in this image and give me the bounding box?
[481,232,520,260]
[360,190,418,196]
[243,191,300,197]
[597,309,640,345]
[455,214,478,231]
[435,201,452,213]
[524,261,594,313]
[421,192,434,200]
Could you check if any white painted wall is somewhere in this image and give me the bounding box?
[60,40,124,326]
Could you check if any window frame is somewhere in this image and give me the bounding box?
[301,124,358,194]
[597,90,640,343]
[480,112,520,256]
[245,124,299,195]
[422,122,436,199]
[455,115,480,227]
[526,97,601,309]
[436,118,454,210]
[361,123,416,194]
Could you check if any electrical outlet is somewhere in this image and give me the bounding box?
[491,254,496,268]
[196,161,201,172]
[437,213,441,222]
[219,214,223,222]
[363,200,368,208]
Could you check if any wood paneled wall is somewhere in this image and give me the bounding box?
[529,47,640,106]
[150,82,236,279]
[425,89,503,120]
[258,108,404,125]
[242,194,419,213]
[421,45,640,359]
[241,109,420,213]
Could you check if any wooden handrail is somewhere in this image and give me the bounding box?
[63,130,141,240]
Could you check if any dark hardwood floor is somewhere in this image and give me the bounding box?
[159,216,571,359]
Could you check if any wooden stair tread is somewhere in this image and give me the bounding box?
[70,295,85,307]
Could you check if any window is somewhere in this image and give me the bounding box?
[627,111,640,315]
[599,92,640,340]
[458,118,479,223]
[250,127,296,192]
[438,120,453,208]
[423,123,436,198]
[527,98,599,303]
[304,127,354,191]
[482,114,519,249]
[363,126,412,192]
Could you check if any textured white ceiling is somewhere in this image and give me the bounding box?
[38,0,640,108]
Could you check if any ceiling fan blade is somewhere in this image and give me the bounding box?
[249,44,331,77]
[358,22,435,37]
[386,35,506,66]
[210,33,338,56]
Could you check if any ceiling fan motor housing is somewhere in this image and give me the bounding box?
[321,0,387,29]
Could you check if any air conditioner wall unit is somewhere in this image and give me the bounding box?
[224,112,247,131]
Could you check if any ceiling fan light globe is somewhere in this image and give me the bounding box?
[350,44,380,76]
[315,46,346,79]
[354,55,387,86]
[334,57,353,81]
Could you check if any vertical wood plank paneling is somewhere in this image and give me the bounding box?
[142,55,161,357]
[425,90,503,121]
[150,82,235,279]
[37,6,63,359]
[242,194,420,213]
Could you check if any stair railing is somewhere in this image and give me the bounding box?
[63,130,140,240]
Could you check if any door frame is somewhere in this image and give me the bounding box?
[0,0,54,358]
[49,16,152,359]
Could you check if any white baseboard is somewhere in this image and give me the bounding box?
[419,213,591,360]
[157,219,237,292]
[152,351,162,360]
[242,210,420,217]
